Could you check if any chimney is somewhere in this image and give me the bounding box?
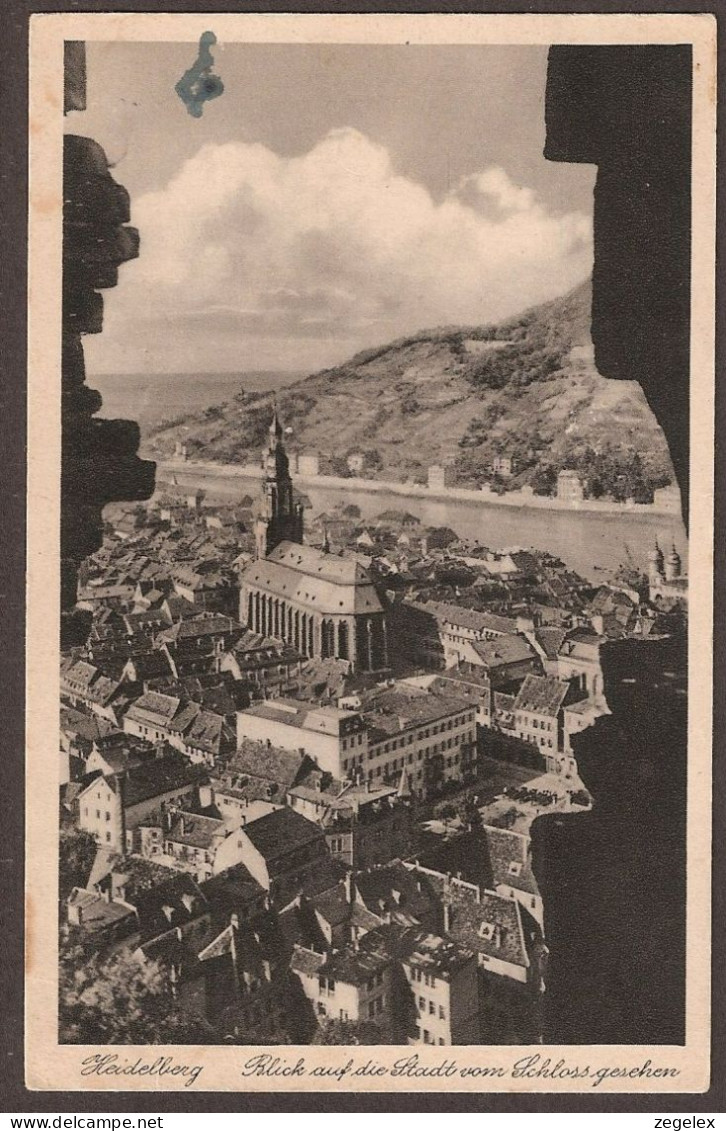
[101,885,111,904]
[344,871,353,905]
[443,902,451,934]
[230,912,240,929]
[262,959,272,982]
[68,901,82,926]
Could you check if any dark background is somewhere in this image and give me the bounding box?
[1,0,724,1114]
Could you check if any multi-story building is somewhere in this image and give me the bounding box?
[236,698,369,779]
[287,778,413,870]
[399,930,479,1045]
[233,806,329,901]
[511,674,573,763]
[341,682,478,801]
[76,755,207,852]
[555,629,606,702]
[291,935,394,1034]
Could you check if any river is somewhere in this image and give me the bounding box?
[157,463,688,582]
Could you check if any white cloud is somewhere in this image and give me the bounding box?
[88,128,592,374]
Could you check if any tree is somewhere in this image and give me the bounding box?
[59,829,98,901]
[531,464,558,497]
[458,795,483,831]
[59,939,215,1045]
[312,1018,383,1045]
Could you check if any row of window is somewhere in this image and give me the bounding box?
[344,730,476,774]
[518,733,554,749]
[519,716,554,731]
[409,967,437,989]
[340,733,366,752]
[417,1027,447,1046]
[417,996,446,1020]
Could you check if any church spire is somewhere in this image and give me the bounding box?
[254,399,304,559]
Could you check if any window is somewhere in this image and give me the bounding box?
[428,1001,435,1015]
[105,831,111,842]
[105,811,111,821]
[368,1001,376,1019]
[439,1005,446,1020]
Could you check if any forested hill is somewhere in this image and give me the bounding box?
[145,279,674,500]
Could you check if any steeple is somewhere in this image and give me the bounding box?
[254,401,304,559]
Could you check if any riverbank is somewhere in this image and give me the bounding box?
[153,458,681,518]
[148,458,687,581]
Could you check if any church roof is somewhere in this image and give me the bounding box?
[242,542,383,616]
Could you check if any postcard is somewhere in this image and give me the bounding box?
[26,11,715,1093]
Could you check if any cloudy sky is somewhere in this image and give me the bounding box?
[69,41,595,376]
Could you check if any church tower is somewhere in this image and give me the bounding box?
[254,403,304,559]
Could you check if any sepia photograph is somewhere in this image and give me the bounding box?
[24,12,715,1094]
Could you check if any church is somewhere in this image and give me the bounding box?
[239,407,389,672]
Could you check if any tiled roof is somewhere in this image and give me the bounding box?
[533,627,568,659]
[166,812,226,850]
[199,863,265,919]
[315,938,392,986]
[290,943,326,977]
[471,635,536,669]
[240,698,362,737]
[117,756,206,809]
[157,614,241,644]
[124,691,181,726]
[133,874,208,942]
[482,825,539,897]
[227,742,309,791]
[242,807,323,862]
[241,541,383,616]
[68,888,136,932]
[513,674,570,716]
[60,707,114,744]
[445,888,529,968]
[355,861,439,923]
[427,602,518,635]
[312,883,351,928]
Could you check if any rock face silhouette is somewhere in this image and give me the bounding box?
[545,45,691,526]
[532,635,687,1044]
[538,45,691,1045]
[61,46,155,649]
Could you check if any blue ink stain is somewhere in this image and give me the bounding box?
[175,31,224,118]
